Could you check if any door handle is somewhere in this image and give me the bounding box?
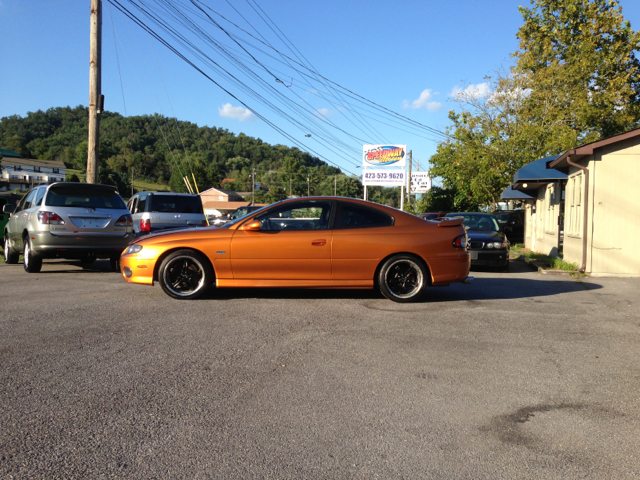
[311,239,326,246]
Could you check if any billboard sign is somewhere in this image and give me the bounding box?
[410,172,431,193]
[363,169,406,186]
[363,144,407,167]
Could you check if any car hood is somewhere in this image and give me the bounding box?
[466,230,507,242]
[131,226,228,245]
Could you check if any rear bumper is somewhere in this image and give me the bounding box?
[30,231,135,259]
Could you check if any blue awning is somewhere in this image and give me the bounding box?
[513,155,565,183]
[501,185,534,200]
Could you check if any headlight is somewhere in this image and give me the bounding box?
[124,244,143,255]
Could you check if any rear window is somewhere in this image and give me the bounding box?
[45,185,126,210]
[149,195,203,214]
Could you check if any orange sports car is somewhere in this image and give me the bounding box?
[120,197,472,302]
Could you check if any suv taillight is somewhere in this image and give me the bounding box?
[37,211,65,225]
[452,235,467,248]
[202,220,208,227]
[140,218,151,232]
[115,214,133,226]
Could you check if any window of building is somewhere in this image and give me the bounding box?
[13,165,22,171]
[545,184,556,234]
[53,168,60,174]
[34,167,41,172]
[567,173,582,237]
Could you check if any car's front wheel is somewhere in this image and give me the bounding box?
[23,236,43,273]
[158,249,213,300]
[4,233,19,264]
[378,254,427,303]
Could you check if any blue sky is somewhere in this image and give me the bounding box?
[2,0,640,178]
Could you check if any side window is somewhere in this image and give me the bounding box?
[255,201,332,231]
[137,195,148,213]
[335,203,394,229]
[34,188,46,207]
[128,197,138,213]
[23,190,38,210]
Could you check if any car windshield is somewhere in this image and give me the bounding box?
[221,204,272,228]
[449,214,500,232]
[45,185,127,209]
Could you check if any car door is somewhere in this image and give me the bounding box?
[9,189,38,251]
[230,200,333,280]
[331,202,396,281]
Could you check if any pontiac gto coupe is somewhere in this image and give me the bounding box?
[120,197,472,302]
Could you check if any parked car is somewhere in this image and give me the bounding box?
[3,182,135,272]
[418,212,446,220]
[209,205,264,227]
[493,210,524,244]
[444,212,510,272]
[120,197,473,302]
[0,193,23,248]
[127,192,207,235]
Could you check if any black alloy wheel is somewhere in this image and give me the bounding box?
[158,249,213,300]
[23,236,43,273]
[378,254,427,303]
[4,233,19,264]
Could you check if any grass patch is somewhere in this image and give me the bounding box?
[510,245,580,272]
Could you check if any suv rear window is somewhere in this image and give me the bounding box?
[148,195,203,214]
[45,185,127,209]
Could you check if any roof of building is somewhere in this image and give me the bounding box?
[1,157,66,169]
[512,155,566,191]
[0,149,22,158]
[202,200,253,211]
[200,186,241,197]
[500,185,535,200]
[549,127,640,171]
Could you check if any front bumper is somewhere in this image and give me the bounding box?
[120,252,159,285]
[469,249,509,267]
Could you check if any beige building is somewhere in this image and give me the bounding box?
[548,128,640,276]
[199,187,255,216]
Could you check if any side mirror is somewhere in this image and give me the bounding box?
[239,220,261,231]
[3,204,15,214]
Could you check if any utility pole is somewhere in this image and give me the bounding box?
[289,176,292,198]
[307,174,310,197]
[131,168,134,197]
[251,168,256,204]
[407,150,412,206]
[87,0,102,184]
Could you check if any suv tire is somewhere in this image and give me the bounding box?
[4,234,19,264]
[23,236,43,273]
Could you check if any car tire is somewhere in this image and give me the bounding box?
[378,254,427,303]
[4,234,19,264]
[23,236,43,273]
[158,249,213,300]
[110,256,120,273]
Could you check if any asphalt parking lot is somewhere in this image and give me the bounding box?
[1,259,639,479]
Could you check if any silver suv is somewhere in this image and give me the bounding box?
[127,192,207,235]
[3,182,135,273]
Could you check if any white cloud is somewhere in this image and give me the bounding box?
[403,89,442,111]
[316,108,335,117]
[450,83,492,100]
[218,103,256,122]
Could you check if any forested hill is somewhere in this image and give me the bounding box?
[0,105,363,201]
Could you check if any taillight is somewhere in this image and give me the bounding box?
[140,218,151,232]
[202,220,208,227]
[115,214,133,226]
[37,211,65,225]
[452,235,467,248]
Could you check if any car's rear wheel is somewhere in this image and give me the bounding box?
[378,254,427,303]
[4,233,19,264]
[158,249,213,300]
[23,236,42,273]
